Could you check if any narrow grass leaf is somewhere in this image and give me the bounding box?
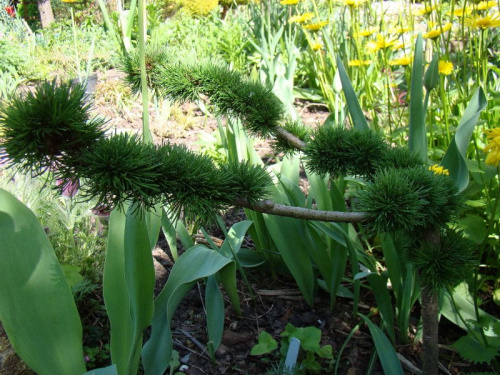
[360,314,404,375]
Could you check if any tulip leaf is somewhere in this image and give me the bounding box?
[0,188,86,375]
[142,245,236,375]
[442,88,487,192]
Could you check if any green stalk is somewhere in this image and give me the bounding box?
[138,0,152,144]
[70,6,81,82]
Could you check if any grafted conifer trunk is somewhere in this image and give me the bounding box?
[420,228,441,375]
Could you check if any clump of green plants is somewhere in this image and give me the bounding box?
[251,323,334,374]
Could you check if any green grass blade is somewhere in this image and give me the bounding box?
[336,55,369,131]
[408,34,426,160]
[442,87,487,192]
[360,314,404,375]
[0,189,86,375]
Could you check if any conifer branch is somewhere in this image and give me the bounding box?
[274,126,307,150]
[234,198,370,223]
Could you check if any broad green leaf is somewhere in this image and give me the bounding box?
[250,331,278,355]
[317,345,333,359]
[206,275,224,359]
[235,248,267,267]
[442,88,487,192]
[360,315,404,375]
[336,56,369,131]
[219,220,254,259]
[104,204,155,375]
[83,365,118,375]
[451,334,500,364]
[0,189,86,375]
[124,205,155,371]
[104,207,135,375]
[456,215,487,244]
[442,283,500,336]
[290,326,321,353]
[409,34,426,160]
[142,245,235,375]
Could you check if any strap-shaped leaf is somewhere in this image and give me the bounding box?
[206,275,224,360]
[360,314,404,375]
[0,189,86,375]
[409,34,426,160]
[442,88,487,192]
[336,55,370,132]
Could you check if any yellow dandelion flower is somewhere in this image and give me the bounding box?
[348,59,372,66]
[484,127,500,140]
[391,42,405,50]
[389,25,410,34]
[423,23,452,39]
[447,7,472,17]
[465,14,500,29]
[303,21,329,31]
[390,56,412,66]
[289,12,315,23]
[417,4,437,16]
[365,34,395,53]
[280,0,299,5]
[484,137,500,166]
[477,1,496,10]
[354,27,378,37]
[311,43,322,51]
[438,60,454,75]
[429,165,450,176]
[483,128,500,166]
